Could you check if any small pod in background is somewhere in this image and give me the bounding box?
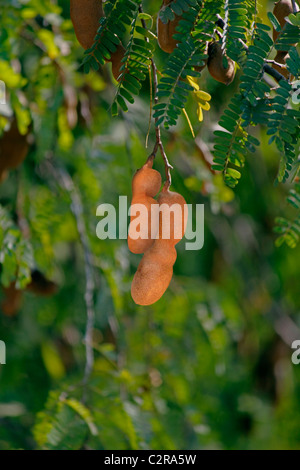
[157,0,182,54]
[70,0,125,81]
[70,0,104,50]
[1,283,23,317]
[207,42,235,86]
[1,270,58,317]
[273,0,299,42]
[26,270,58,297]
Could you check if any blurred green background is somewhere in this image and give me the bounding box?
[0,0,299,450]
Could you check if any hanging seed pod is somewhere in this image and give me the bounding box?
[131,184,187,306]
[128,158,162,254]
[70,0,104,50]
[157,0,181,53]
[207,42,235,85]
[70,0,125,81]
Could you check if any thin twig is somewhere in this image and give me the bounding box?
[150,59,173,186]
[46,161,95,402]
[195,138,216,174]
[139,6,173,187]
[265,59,286,68]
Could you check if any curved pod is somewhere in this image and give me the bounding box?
[207,42,235,86]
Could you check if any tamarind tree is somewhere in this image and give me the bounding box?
[0,0,300,451]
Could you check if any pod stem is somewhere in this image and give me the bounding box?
[148,59,173,187]
[162,181,171,192]
[139,5,173,188]
[144,154,155,168]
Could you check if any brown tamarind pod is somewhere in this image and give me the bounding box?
[70,0,104,50]
[194,58,208,73]
[273,0,299,42]
[1,283,22,317]
[0,120,30,182]
[70,0,125,81]
[128,158,162,254]
[207,42,235,85]
[157,0,181,53]
[131,184,187,306]
[272,50,290,78]
[26,270,58,296]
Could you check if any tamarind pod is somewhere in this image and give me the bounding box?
[128,158,162,254]
[128,194,160,254]
[0,120,29,182]
[70,1,125,81]
[131,241,177,305]
[157,0,181,53]
[70,0,104,50]
[157,186,188,243]
[272,51,290,78]
[26,270,58,296]
[1,283,22,317]
[207,42,235,85]
[131,185,187,306]
[273,0,299,42]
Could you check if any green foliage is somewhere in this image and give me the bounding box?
[154,0,222,129]
[0,0,300,453]
[286,45,300,78]
[112,14,154,113]
[33,391,94,450]
[83,0,140,72]
[0,206,34,289]
[221,0,249,63]
[274,19,300,52]
[267,79,300,183]
[275,182,300,248]
[159,0,200,23]
[212,23,272,187]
